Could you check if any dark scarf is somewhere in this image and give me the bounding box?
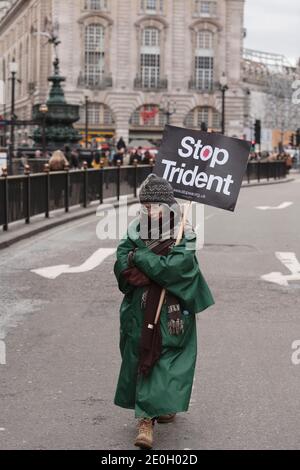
[138,209,183,376]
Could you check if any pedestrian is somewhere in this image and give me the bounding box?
[48,150,69,207]
[113,173,215,449]
[117,136,126,151]
[70,148,80,169]
[113,147,125,166]
[49,150,69,171]
[130,147,143,165]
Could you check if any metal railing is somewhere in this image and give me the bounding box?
[244,160,287,183]
[0,161,287,232]
[0,162,153,231]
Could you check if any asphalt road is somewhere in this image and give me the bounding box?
[0,175,300,450]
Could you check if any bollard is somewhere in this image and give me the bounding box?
[1,167,9,231]
[44,163,50,219]
[64,162,70,213]
[24,164,31,224]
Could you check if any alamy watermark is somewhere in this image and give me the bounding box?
[291,340,300,365]
[0,80,4,106]
[0,340,6,365]
[292,80,300,105]
[95,197,205,250]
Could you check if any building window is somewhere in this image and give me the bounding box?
[195,1,217,17]
[130,105,167,127]
[184,106,221,130]
[140,27,160,88]
[84,24,105,87]
[194,30,214,90]
[140,0,163,14]
[80,103,114,126]
[84,0,108,10]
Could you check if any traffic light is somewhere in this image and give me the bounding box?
[296,128,300,147]
[254,119,261,145]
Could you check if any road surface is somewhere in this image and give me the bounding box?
[0,175,300,450]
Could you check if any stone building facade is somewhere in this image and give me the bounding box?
[0,0,247,146]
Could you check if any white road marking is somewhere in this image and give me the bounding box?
[31,248,116,280]
[256,202,293,210]
[261,252,300,286]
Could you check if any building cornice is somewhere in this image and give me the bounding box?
[0,0,30,33]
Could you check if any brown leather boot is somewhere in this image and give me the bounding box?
[157,413,176,424]
[134,418,154,449]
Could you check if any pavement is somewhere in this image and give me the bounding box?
[0,172,300,450]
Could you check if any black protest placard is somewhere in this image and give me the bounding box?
[154,125,251,212]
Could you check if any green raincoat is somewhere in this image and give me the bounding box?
[113,218,215,418]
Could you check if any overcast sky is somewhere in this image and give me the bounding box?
[244,0,300,65]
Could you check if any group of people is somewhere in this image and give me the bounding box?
[28,138,156,171]
[91,137,156,168]
[248,150,298,172]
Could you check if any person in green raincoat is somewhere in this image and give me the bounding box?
[114,174,215,449]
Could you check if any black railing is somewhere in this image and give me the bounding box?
[0,164,153,231]
[0,161,287,231]
[244,161,287,184]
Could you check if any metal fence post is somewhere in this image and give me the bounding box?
[133,159,138,198]
[2,167,9,231]
[99,159,104,205]
[64,162,70,213]
[247,163,251,184]
[150,158,154,174]
[83,161,88,208]
[266,161,270,181]
[44,163,50,218]
[24,164,31,224]
[257,161,261,183]
[117,160,121,201]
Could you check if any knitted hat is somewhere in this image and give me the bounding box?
[139,173,176,205]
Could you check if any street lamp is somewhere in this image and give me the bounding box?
[160,98,176,125]
[39,103,49,157]
[9,58,18,174]
[219,73,228,135]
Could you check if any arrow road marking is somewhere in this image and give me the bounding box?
[256,202,293,210]
[261,252,300,286]
[31,248,116,280]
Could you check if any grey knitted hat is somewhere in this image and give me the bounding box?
[139,173,176,205]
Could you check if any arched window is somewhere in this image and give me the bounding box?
[84,24,105,87]
[140,27,160,89]
[130,105,167,127]
[80,103,115,126]
[184,106,220,130]
[84,0,108,10]
[194,30,214,91]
